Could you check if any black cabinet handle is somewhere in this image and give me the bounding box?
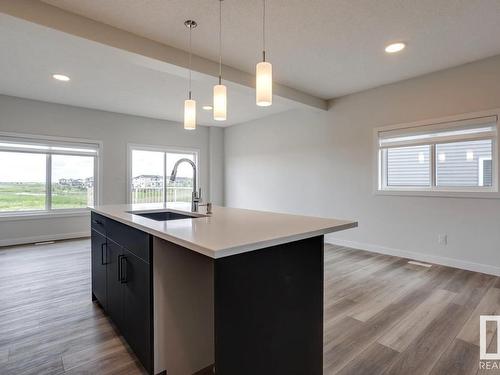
[120,256,127,284]
[92,219,103,226]
[117,255,122,282]
[100,243,107,265]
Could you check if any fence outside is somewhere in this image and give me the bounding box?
[87,188,94,206]
[131,187,193,204]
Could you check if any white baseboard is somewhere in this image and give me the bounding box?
[0,231,90,247]
[327,238,500,277]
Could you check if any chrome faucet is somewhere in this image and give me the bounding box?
[169,158,201,212]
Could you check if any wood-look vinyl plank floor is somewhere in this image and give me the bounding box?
[0,239,146,375]
[324,245,499,375]
[377,288,457,352]
[0,240,498,374]
[334,342,399,375]
[430,339,480,375]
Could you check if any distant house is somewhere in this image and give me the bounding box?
[57,178,88,188]
[132,175,163,188]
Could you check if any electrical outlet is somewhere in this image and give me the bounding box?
[438,234,447,245]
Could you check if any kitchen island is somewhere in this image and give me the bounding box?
[90,203,357,375]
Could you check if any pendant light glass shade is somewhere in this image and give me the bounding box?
[256,61,272,106]
[213,84,227,121]
[184,99,196,130]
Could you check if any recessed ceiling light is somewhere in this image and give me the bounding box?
[202,105,213,111]
[385,42,406,54]
[52,74,70,82]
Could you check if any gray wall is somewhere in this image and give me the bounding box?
[0,95,224,245]
[225,54,500,275]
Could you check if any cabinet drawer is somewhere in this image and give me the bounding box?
[107,218,150,263]
[91,212,107,235]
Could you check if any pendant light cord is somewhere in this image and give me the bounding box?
[219,0,222,84]
[262,0,266,61]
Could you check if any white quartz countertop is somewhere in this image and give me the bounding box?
[90,203,357,259]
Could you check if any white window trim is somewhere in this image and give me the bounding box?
[373,109,500,199]
[126,143,200,204]
[0,131,103,218]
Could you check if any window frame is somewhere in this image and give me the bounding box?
[373,109,500,199]
[0,132,102,218]
[127,143,200,205]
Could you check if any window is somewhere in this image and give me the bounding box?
[129,146,198,206]
[0,134,99,214]
[0,152,46,212]
[435,140,492,187]
[386,145,431,187]
[376,113,498,196]
[51,155,95,209]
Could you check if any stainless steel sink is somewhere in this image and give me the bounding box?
[128,210,198,221]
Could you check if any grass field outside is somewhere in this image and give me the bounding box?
[0,183,194,211]
[0,182,91,211]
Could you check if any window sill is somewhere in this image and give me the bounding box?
[0,209,91,222]
[374,189,500,199]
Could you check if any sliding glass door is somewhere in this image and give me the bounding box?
[129,146,197,206]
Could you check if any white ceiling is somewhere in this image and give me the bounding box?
[41,0,500,99]
[0,14,299,127]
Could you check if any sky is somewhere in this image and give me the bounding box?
[0,152,93,182]
[132,150,195,179]
[0,150,195,183]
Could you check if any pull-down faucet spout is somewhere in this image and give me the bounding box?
[169,158,201,212]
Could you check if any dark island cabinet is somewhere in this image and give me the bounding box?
[91,229,107,310]
[121,248,152,369]
[90,212,153,374]
[105,239,125,329]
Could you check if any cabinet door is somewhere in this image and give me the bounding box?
[91,229,107,309]
[106,239,124,329]
[122,249,152,373]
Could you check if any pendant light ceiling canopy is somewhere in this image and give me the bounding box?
[184,19,197,130]
[256,0,273,107]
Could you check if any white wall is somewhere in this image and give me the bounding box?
[208,126,225,206]
[225,54,500,275]
[0,95,224,246]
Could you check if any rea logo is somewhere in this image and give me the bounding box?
[480,315,500,360]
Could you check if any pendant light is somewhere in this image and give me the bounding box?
[256,0,272,106]
[213,0,227,121]
[184,20,197,130]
